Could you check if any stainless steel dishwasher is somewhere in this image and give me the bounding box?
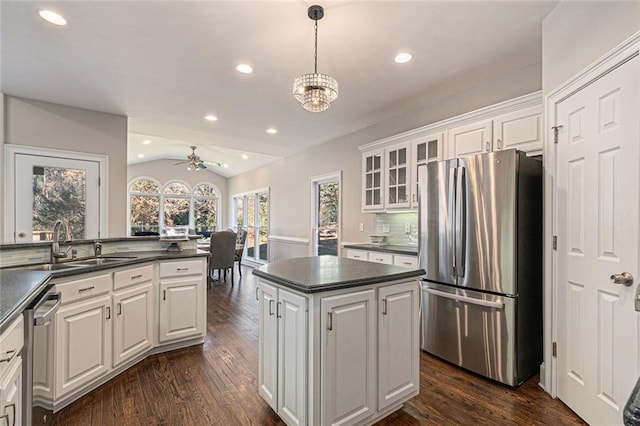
[23,289,60,426]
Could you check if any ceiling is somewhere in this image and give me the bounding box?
[1,1,557,178]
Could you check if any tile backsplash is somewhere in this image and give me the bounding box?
[374,212,418,246]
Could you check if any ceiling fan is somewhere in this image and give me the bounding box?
[173,146,221,171]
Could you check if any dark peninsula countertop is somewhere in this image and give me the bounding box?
[0,249,209,332]
[253,255,425,294]
[343,243,418,256]
[0,270,51,333]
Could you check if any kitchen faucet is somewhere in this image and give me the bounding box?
[51,219,73,262]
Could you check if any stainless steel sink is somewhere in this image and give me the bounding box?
[67,256,135,266]
[10,263,83,271]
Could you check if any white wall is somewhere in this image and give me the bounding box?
[0,93,4,241]
[542,1,640,95]
[127,159,228,229]
[3,96,129,237]
[228,65,542,260]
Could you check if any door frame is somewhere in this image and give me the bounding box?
[3,144,108,243]
[309,171,342,256]
[544,31,640,397]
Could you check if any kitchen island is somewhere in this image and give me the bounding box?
[253,256,425,426]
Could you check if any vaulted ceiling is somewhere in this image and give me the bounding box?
[1,1,557,177]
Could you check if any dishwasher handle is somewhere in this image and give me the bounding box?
[34,293,61,326]
[424,287,504,310]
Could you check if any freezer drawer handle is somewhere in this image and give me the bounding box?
[424,287,504,310]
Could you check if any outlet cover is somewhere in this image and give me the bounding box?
[359,223,364,232]
[405,223,411,234]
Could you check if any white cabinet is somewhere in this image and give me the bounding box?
[411,133,443,208]
[385,143,411,209]
[321,290,376,426]
[345,249,417,268]
[258,282,308,426]
[368,252,393,265]
[393,254,418,268]
[362,150,384,211]
[55,293,112,398]
[447,119,493,159]
[0,316,23,426]
[378,282,420,410]
[446,106,542,160]
[112,283,153,367]
[112,265,154,366]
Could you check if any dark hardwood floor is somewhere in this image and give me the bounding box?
[53,266,585,425]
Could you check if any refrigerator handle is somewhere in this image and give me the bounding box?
[456,166,466,277]
[449,166,457,276]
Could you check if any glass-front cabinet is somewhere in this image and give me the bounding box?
[385,143,411,209]
[411,133,443,208]
[362,150,384,211]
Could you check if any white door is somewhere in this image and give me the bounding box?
[446,119,492,159]
[258,281,278,411]
[321,290,375,426]
[113,283,153,367]
[158,279,202,343]
[555,54,639,425]
[13,153,101,242]
[277,289,307,426]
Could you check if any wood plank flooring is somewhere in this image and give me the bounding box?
[53,266,585,425]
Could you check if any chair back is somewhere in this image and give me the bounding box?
[235,229,248,257]
[209,231,236,269]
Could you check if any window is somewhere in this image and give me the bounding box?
[311,172,341,256]
[233,188,269,263]
[5,145,106,243]
[127,178,220,235]
[129,178,161,234]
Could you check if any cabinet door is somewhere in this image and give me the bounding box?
[0,357,22,426]
[411,133,444,208]
[258,281,278,411]
[493,105,542,154]
[55,295,112,398]
[362,150,384,211]
[113,282,153,367]
[378,282,420,411]
[158,278,204,343]
[278,289,307,426]
[447,119,493,159]
[321,290,375,426]
[385,143,411,209]
[345,249,368,262]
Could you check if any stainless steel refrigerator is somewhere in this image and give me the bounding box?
[418,149,542,386]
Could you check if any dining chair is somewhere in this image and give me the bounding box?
[208,230,237,286]
[234,229,248,277]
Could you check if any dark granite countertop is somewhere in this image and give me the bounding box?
[0,249,209,331]
[253,255,425,294]
[0,270,51,333]
[625,376,640,425]
[343,243,418,256]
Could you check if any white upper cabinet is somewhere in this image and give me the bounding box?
[385,143,411,209]
[362,150,384,211]
[493,105,542,154]
[360,92,542,212]
[447,119,493,159]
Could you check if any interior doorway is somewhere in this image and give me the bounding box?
[311,172,341,256]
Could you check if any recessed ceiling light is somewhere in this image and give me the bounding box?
[137,154,144,158]
[241,154,249,160]
[223,164,229,169]
[266,128,278,135]
[204,114,218,122]
[142,140,152,145]
[236,64,253,74]
[39,10,67,26]
[394,52,413,64]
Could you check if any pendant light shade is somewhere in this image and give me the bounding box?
[293,5,339,112]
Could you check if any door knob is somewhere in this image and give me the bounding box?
[610,272,634,287]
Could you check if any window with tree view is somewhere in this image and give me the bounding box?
[129,178,160,234]
[233,189,269,263]
[163,182,190,227]
[193,183,218,234]
[32,166,86,241]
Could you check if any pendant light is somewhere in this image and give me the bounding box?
[292,5,339,112]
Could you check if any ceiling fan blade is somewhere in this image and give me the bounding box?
[202,161,221,167]
[173,160,187,165]
[197,162,207,169]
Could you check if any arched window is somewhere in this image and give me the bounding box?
[163,182,191,227]
[129,178,161,234]
[127,178,221,236]
[193,183,219,234]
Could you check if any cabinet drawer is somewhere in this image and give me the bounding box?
[55,274,111,305]
[159,259,203,278]
[114,264,153,290]
[0,316,24,368]
[368,252,393,265]
[346,249,368,261]
[394,255,418,268]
